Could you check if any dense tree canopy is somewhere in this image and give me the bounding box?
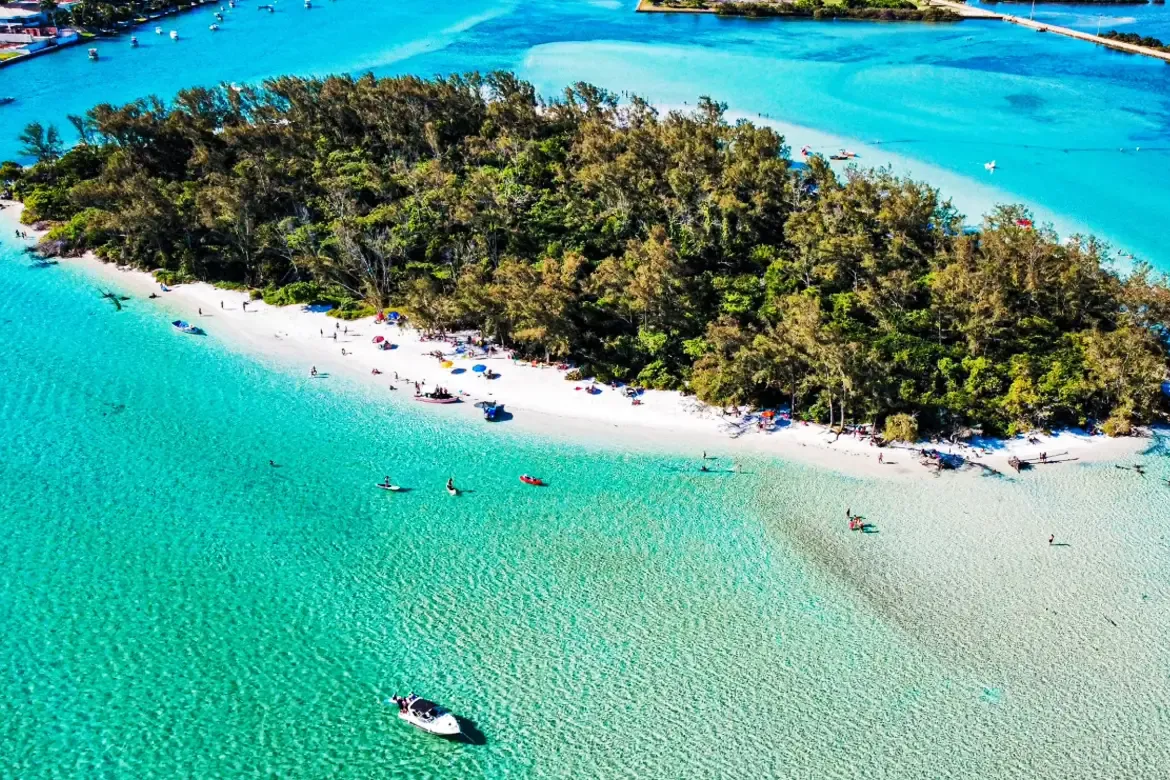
[6,72,1168,435]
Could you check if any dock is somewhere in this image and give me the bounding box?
[929,0,1170,64]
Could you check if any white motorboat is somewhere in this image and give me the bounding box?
[390,694,461,737]
[170,30,179,39]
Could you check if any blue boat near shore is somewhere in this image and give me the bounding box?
[172,320,204,335]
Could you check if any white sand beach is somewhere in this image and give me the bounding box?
[0,200,1146,480]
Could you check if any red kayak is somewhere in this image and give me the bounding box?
[519,474,544,486]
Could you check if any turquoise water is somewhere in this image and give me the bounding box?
[3,237,1170,773]
[1,1,1169,265]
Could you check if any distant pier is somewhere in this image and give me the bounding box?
[929,0,1170,64]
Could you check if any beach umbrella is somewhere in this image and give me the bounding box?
[372,335,385,343]
[441,360,453,368]
[388,311,400,321]
[472,364,487,373]
[451,368,466,375]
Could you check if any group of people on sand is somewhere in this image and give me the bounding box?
[12,229,29,239]
[846,508,865,532]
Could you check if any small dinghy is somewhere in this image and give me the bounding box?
[415,391,459,404]
[389,693,461,737]
[519,474,544,486]
[172,320,203,335]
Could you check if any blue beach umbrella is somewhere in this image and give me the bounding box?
[451,368,466,375]
[472,364,487,373]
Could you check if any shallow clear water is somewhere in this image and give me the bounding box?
[0,1,1169,265]
[2,239,1169,774]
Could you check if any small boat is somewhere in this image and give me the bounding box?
[209,23,219,30]
[305,0,312,6]
[415,392,460,404]
[0,97,15,106]
[984,160,997,172]
[519,474,544,486]
[130,36,138,47]
[171,320,204,335]
[155,26,163,33]
[170,30,179,39]
[389,694,461,737]
[215,11,224,19]
[88,48,99,60]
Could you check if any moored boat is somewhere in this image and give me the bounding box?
[519,474,544,486]
[88,48,99,60]
[170,30,179,39]
[171,320,204,335]
[415,391,459,404]
[389,693,461,737]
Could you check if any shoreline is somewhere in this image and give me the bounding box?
[0,0,222,71]
[1,200,1147,481]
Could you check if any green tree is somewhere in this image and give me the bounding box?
[17,122,63,164]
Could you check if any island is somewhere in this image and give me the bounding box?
[636,0,963,20]
[4,73,1168,441]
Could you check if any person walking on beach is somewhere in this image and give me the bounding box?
[220,301,223,309]
[310,366,318,377]
[332,332,337,341]
[242,300,248,312]
[198,307,202,316]
[1048,534,1055,545]
[878,452,883,464]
